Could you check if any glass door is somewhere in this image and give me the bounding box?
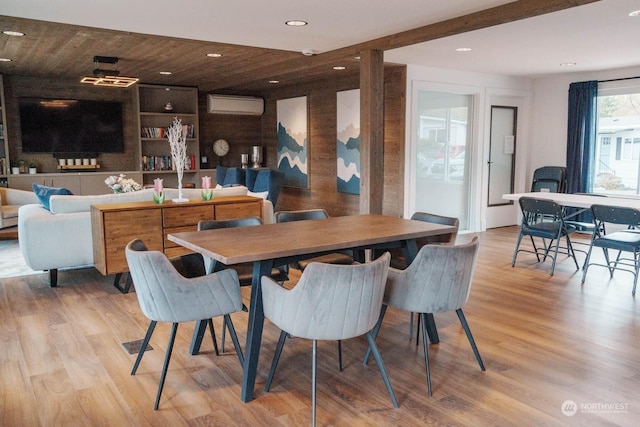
[413,90,473,229]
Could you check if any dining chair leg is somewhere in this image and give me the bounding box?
[131,320,157,375]
[602,248,614,277]
[565,235,580,270]
[154,322,178,410]
[420,313,432,397]
[362,305,387,365]
[224,314,244,367]
[409,312,414,339]
[365,331,398,408]
[312,339,317,427]
[337,340,343,371]
[264,330,288,392]
[221,317,227,353]
[581,243,595,283]
[206,319,220,356]
[416,314,421,346]
[456,309,485,371]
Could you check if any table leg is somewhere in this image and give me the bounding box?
[240,259,273,403]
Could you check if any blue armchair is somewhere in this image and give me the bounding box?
[216,166,284,207]
[246,168,284,207]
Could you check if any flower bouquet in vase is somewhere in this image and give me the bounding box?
[153,178,165,204]
[167,117,189,203]
[201,176,213,200]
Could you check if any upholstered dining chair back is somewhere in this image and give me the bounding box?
[198,216,262,231]
[263,252,391,340]
[126,239,243,323]
[275,208,330,223]
[385,238,479,314]
[385,212,459,270]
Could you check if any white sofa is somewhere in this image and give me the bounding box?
[0,187,40,229]
[18,186,274,286]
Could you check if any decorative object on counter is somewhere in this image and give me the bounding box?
[58,159,66,166]
[167,117,189,203]
[82,158,90,166]
[90,158,97,165]
[241,153,249,169]
[105,174,142,194]
[164,102,173,112]
[201,176,213,200]
[252,145,262,168]
[153,178,165,204]
[27,159,38,174]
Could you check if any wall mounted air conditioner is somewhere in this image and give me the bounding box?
[207,94,264,116]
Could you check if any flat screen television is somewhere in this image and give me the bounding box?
[19,98,124,154]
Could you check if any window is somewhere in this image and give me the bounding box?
[593,89,640,195]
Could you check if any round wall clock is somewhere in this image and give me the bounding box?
[213,139,229,157]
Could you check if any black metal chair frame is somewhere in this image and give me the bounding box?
[512,197,579,275]
[581,204,640,295]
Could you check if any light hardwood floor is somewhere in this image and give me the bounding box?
[1,227,639,426]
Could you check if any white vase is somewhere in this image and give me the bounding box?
[29,168,37,174]
[11,167,20,175]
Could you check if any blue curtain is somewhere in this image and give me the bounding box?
[566,80,598,194]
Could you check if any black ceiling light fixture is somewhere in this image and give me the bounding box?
[80,56,139,88]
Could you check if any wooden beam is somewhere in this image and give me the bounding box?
[359,50,384,215]
[209,0,601,91]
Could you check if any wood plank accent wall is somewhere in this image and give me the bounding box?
[3,75,139,173]
[260,65,406,218]
[197,93,263,169]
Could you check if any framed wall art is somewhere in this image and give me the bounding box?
[277,96,308,188]
[336,89,360,194]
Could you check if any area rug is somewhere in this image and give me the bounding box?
[0,240,43,278]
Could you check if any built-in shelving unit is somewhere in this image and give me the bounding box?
[0,75,9,186]
[136,84,200,187]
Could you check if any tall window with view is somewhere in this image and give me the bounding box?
[594,88,640,195]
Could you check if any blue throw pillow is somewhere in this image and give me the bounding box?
[32,183,73,211]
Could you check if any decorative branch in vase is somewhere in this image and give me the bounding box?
[167,117,189,203]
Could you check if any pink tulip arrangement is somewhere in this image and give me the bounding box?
[153,178,165,204]
[201,176,213,200]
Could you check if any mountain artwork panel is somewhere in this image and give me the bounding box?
[337,89,360,194]
[277,96,308,188]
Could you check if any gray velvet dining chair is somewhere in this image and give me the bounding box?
[197,216,288,352]
[262,252,397,426]
[125,239,245,410]
[364,237,485,397]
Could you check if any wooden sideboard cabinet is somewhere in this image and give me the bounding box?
[91,195,262,277]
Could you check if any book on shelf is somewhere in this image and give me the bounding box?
[0,157,6,175]
[142,155,197,171]
[141,124,195,139]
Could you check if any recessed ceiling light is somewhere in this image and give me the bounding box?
[0,58,12,62]
[456,47,472,52]
[269,80,280,84]
[206,53,222,58]
[159,71,172,75]
[2,30,25,37]
[333,66,346,70]
[286,20,308,27]
[560,62,577,67]
[629,10,640,16]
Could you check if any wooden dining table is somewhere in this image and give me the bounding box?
[168,213,456,403]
